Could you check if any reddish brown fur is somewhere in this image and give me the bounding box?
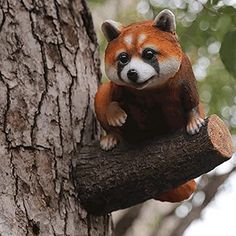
[95,20,204,202]
[105,21,182,66]
[96,54,204,142]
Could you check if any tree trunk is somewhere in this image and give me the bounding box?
[0,0,111,235]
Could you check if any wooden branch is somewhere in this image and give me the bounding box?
[75,115,233,215]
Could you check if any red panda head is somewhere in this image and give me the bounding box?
[101,9,183,90]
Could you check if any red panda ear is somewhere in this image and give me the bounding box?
[101,20,123,42]
[153,9,176,33]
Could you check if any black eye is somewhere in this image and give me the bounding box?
[142,48,157,60]
[118,52,130,65]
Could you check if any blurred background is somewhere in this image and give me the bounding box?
[88,0,236,235]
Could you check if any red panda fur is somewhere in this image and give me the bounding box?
[95,19,204,202]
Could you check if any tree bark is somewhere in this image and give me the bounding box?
[75,115,233,215]
[0,0,111,235]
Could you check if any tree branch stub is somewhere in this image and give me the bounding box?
[75,115,233,215]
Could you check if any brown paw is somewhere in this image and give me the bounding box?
[106,102,127,127]
[187,116,205,135]
[100,134,119,151]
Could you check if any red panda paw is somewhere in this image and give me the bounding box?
[106,102,127,127]
[186,115,205,135]
[100,134,119,151]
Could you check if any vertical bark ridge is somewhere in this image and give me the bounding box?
[0,0,110,235]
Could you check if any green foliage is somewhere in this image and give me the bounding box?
[220,30,236,78]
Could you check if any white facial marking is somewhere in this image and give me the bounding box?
[105,64,126,86]
[124,35,133,46]
[138,34,147,44]
[145,57,181,89]
[158,57,181,80]
[120,58,156,84]
[105,56,181,90]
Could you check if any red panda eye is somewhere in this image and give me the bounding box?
[142,48,157,60]
[118,52,130,65]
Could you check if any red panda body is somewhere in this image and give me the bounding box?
[99,80,185,144]
[95,10,205,202]
[96,55,204,144]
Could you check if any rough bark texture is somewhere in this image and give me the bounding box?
[0,0,111,235]
[76,115,233,215]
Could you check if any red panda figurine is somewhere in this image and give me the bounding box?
[95,9,205,202]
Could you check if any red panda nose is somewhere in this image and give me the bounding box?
[127,69,138,82]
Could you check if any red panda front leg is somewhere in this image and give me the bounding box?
[95,82,127,151]
[179,54,205,135]
[100,102,127,150]
[106,101,127,127]
[186,107,205,135]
